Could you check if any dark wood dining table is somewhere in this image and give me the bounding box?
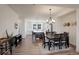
[46,33,61,50]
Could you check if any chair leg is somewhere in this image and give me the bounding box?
[59,43,62,49]
[65,43,67,48]
[48,43,51,51]
[44,43,47,48]
[44,44,45,48]
[9,46,12,55]
[53,45,55,50]
[9,45,12,55]
[42,43,46,48]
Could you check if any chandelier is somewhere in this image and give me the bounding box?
[46,9,55,33]
[46,9,55,24]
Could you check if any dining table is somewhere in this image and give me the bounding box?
[46,33,61,50]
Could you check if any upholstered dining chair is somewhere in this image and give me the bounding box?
[63,32,69,48]
[60,34,67,49]
[59,32,69,49]
[43,37,49,48]
[53,34,61,49]
[42,33,49,48]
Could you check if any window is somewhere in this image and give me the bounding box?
[33,24,42,30]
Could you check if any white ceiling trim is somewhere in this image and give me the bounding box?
[8,4,75,19]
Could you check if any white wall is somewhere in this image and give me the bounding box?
[25,19,46,35]
[20,19,25,38]
[0,5,20,37]
[25,17,62,35]
[76,9,79,52]
[58,11,76,45]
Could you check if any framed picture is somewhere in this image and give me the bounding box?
[38,24,41,29]
[33,24,37,29]
[33,24,42,30]
[15,23,18,29]
[64,22,70,27]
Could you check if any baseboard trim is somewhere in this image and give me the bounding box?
[70,44,79,53]
[70,43,76,49]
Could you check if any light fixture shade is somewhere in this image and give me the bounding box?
[46,19,49,23]
[52,19,55,23]
[46,9,56,24]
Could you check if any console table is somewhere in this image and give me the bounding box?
[32,31,44,42]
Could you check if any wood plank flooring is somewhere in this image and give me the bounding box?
[12,35,79,55]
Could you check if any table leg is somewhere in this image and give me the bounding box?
[48,40,51,51]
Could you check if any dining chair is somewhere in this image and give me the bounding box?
[52,34,61,49]
[6,30,9,38]
[64,32,69,48]
[42,34,49,48]
[60,34,67,49]
[43,37,49,48]
[8,37,16,54]
[59,32,69,49]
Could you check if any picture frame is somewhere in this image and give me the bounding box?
[15,23,18,29]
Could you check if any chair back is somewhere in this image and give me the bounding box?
[54,34,60,42]
[60,32,69,43]
[60,34,65,41]
[8,37,15,46]
[54,34,60,38]
[6,30,9,38]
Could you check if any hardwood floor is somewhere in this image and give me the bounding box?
[12,35,79,55]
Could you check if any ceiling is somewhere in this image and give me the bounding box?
[8,4,75,20]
